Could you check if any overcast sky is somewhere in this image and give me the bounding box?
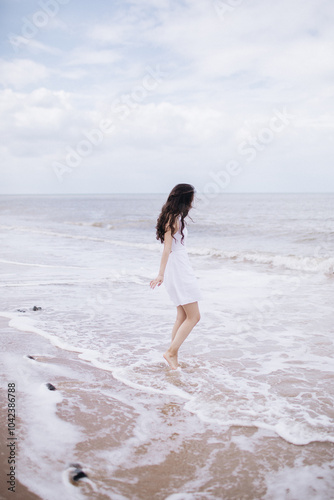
[0,0,333,194]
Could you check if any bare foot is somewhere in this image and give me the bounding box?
[163,351,178,370]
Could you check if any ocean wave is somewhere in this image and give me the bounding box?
[0,312,83,352]
[188,247,334,275]
[64,221,114,229]
[0,224,160,252]
[64,218,154,230]
[2,311,334,447]
[2,224,333,275]
[0,258,85,269]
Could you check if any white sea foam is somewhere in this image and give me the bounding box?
[3,307,334,447]
[165,494,197,500]
[0,345,85,500]
[189,247,334,274]
[0,224,160,251]
[0,312,85,353]
[2,222,333,274]
[264,462,334,500]
[0,258,85,269]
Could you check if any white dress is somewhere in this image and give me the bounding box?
[163,217,202,306]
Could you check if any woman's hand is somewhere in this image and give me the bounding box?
[150,274,164,289]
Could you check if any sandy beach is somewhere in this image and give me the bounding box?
[1,315,334,500]
[0,318,41,500]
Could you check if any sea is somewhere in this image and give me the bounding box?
[0,193,333,499]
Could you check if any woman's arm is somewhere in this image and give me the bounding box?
[150,226,174,289]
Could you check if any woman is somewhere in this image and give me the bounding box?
[150,183,202,369]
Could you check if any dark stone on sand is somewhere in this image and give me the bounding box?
[17,309,26,313]
[68,463,88,482]
[32,306,42,311]
[27,355,35,360]
[73,470,88,481]
[46,383,56,391]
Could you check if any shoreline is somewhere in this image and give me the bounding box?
[1,316,334,499]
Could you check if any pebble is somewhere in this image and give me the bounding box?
[68,463,88,484]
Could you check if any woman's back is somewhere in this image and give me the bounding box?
[171,216,188,253]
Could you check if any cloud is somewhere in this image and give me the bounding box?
[65,48,121,66]
[0,87,94,162]
[0,58,50,88]
[0,0,333,193]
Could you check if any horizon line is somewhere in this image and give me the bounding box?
[0,192,333,196]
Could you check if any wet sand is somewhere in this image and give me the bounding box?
[1,316,334,500]
[0,409,42,500]
[0,320,41,500]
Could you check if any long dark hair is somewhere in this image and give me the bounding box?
[155,183,195,244]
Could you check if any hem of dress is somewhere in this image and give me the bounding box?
[173,298,202,306]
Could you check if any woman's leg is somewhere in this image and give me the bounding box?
[171,305,187,342]
[164,302,200,369]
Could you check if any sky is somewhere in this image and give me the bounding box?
[0,0,333,194]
